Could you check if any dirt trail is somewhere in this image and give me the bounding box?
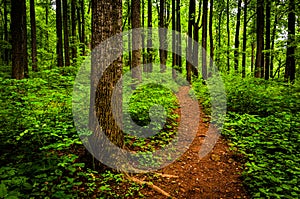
[136,86,249,198]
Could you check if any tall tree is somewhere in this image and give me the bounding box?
[71,0,77,61]
[186,0,195,82]
[234,0,242,72]
[132,0,142,84]
[159,0,167,72]
[63,0,71,66]
[81,0,85,55]
[285,0,296,82]
[176,0,182,71]
[30,0,38,72]
[255,0,264,78]
[56,0,64,67]
[242,0,247,78]
[226,0,230,72]
[3,0,9,65]
[202,0,208,80]
[265,0,271,80]
[90,0,124,168]
[209,0,214,74]
[11,0,28,79]
[146,0,153,72]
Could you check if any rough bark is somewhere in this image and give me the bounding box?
[90,0,124,169]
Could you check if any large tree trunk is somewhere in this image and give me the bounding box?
[63,0,71,66]
[265,0,271,80]
[30,0,38,72]
[56,0,64,67]
[285,0,296,82]
[11,0,28,79]
[242,0,247,78]
[234,0,242,72]
[202,0,208,80]
[255,0,264,78]
[132,0,142,85]
[193,0,202,76]
[90,0,124,169]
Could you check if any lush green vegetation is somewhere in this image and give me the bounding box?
[193,76,300,198]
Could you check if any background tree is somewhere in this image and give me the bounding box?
[30,0,38,72]
[234,0,242,72]
[11,0,28,79]
[131,0,142,84]
[285,0,296,82]
[56,0,64,67]
[202,0,208,80]
[255,0,264,78]
[63,0,70,66]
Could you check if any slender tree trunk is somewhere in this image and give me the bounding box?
[209,0,214,76]
[56,0,64,67]
[3,0,9,65]
[127,0,132,68]
[71,0,77,61]
[226,0,230,72]
[270,14,278,78]
[242,0,247,78]
[265,0,271,80]
[142,0,146,66]
[202,0,208,80]
[46,0,49,51]
[186,0,195,82]
[132,0,142,85]
[30,0,38,71]
[234,0,242,72]
[90,0,124,169]
[11,0,28,79]
[63,0,71,66]
[81,0,85,55]
[285,0,295,82]
[217,4,223,69]
[159,0,167,72]
[255,0,264,78]
[172,0,176,78]
[176,0,182,71]
[192,0,201,76]
[147,0,153,72]
[77,3,82,45]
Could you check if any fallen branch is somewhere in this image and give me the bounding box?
[126,175,176,198]
[154,173,179,178]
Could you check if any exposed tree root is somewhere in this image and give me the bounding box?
[126,174,176,198]
[154,173,179,178]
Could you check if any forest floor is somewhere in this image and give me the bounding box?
[129,86,250,199]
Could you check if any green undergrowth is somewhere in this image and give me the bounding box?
[0,64,182,198]
[0,65,145,198]
[193,75,300,198]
